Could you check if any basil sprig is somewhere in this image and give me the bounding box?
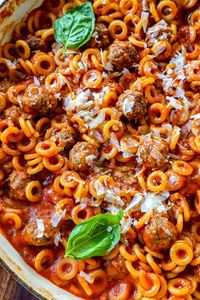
[65,210,123,260]
[54,2,95,50]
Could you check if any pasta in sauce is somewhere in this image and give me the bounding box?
[0,0,200,299]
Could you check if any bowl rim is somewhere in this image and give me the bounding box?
[0,256,46,300]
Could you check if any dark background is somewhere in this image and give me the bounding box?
[0,264,38,300]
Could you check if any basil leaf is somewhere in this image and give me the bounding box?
[65,209,123,260]
[54,2,95,50]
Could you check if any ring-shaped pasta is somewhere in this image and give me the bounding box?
[109,20,128,40]
[147,170,167,192]
[146,253,162,274]
[25,181,42,202]
[71,204,94,225]
[60,171,84,188]
[45,72,64,93]
[89,269,108,295]
[15,40,30,60]
[43,154,64,171]
[12,155,26,171]
[1,127,23,144]
[7,84,26,105]
[148,103,168,124]
[172,160,193,176]
[2,143,20,156]
[138,270,161,297]
[35,140,58,157]
[32,53,56,76]
[170,242,193,265]
[82,69,102,89]
[53,175,68,197]
[1,212,22,230]
[55,198,74,216]
[119,0,138,15]
[119,244,137,262]
[34,249,54,272]
[157,0,178,21]
[168,278,191,296]
[56,258,78,281]
[103,120,124,141]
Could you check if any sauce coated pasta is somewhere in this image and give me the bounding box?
[0,0,200,299]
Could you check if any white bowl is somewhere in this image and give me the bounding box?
[0,1,80,299]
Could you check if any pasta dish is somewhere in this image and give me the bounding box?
[0,0,200,299]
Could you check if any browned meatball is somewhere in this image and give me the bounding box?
[108,40,139,71]
[21,84,57,115]
[86,23,110,49]
[22,219,58,246]
[116,90,147,121]
[137,137,169,169]
[143,214,177,251]
[106,254,128,280]
[46,127,75,151]
[69,142,99,171]
[27,36,48,52]
[4,106,22,126]
[9,171,30,201]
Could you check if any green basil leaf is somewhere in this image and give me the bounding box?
[54,2,95,50]
[65,209,123,260]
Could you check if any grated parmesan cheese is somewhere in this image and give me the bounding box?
[120,216,134,234]
[33,76,40,85]
[125,194,143,212]
[105,204,119,215]
[54,232,61,246]
[190,113,200,120]
[105,61,113,71]
[85,155,97,163]
[51,210,66,227]
[104,190,124,206]
[141,12,149,33]
[79,271,93,283]
[36,219,45,238]
[166,96,182,110]
[141,191,170,213]
[94,180,105,196]
[88,111,105,129]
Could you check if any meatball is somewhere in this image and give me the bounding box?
[116,90,147,121]
[21,84,57,115]
[4,106,22,126]
[69,142,99,171]
[108,40,139,71]
[137,137,169,169]
[47,127,75,151]
[86,23,110,49]
[106,254,128,280]
[27,36,48,52]
[9,171,30,201]
[22,219,58,246]
[143,214,177,251]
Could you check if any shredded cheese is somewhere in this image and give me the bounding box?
[36,219,45,238]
